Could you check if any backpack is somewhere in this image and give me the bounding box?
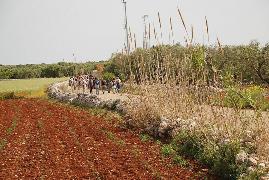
[95,80,100,85]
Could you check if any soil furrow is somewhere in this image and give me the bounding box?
[0,99,211,179]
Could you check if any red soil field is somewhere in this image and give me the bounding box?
[0,99,211,179]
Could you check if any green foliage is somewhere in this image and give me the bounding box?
[201,141,244,179]
[0,62,97,79]
[239,168,266,180]
[191,46,206,70]
[102,72,115,81]
[161,144,175,157]
[222,85,269,110]
[7,117,18,135]
[106,131,116,140]
[160,141,189,167]
[172,155,189,167]
[104,59,126,81]
[0,139,7,151]
[172,131,203,158]
[140,133,151,142]
[171,131,254,179]
[244,86,269,110]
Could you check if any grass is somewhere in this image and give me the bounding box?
[172,155,189,167]
[161,144,175,157]
[0,139,7,151]
[103,129,125,146]
[160,143,189,167]
[0,78,67,98]
[140,133,151,142]
[7,117,18,135]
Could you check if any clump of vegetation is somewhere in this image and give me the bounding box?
[0,92,16,100]
[140,133,151,142]
[7,117,18,135]
[161,144,175,156]
[102,129,125,146]
[0,139,7,151]
[172,155,189,167]
[219,85,269,110]
[172,131,245,179]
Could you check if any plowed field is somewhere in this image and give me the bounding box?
[0,99,210,179]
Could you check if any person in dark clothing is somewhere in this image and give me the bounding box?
[101,79,107,94]
[94,77,100,95]
[88,76,94,94]
[107,80,112,93]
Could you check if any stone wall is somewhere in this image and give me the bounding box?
[47,81,127,114]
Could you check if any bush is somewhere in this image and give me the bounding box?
[102,72,115,81]
[171,131,252,179]
[203,141,245,179]
[222,85,269,110]
[172,131,203,158]
[243,86,269,110]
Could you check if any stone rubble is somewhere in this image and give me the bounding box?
[47,81,126,112]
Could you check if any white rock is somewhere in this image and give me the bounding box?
[158,118,169,134]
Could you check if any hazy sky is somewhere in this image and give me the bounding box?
[0,0,269,65]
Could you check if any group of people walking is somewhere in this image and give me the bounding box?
[69,74,122,95]
[89,76,122,95]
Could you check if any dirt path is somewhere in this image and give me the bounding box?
[0,99,210,179]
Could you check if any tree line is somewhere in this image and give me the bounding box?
[0,62,99,79]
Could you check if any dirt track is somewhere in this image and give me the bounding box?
[0,99,210,179]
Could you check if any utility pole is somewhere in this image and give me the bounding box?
[122,0,129,54]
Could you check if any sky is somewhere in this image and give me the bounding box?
[0,0,268,65]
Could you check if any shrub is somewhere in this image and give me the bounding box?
[243,86,269,110]
[204,141,245,179]
[172,131,203,158]
[102,72,115,81]
[222,85,269,110]
[171,131,251,179]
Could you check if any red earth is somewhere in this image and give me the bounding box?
[0,99,211,179]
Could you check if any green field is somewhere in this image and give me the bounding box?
[0,78,67,97]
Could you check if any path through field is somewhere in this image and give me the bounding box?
[0,99,210,179]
